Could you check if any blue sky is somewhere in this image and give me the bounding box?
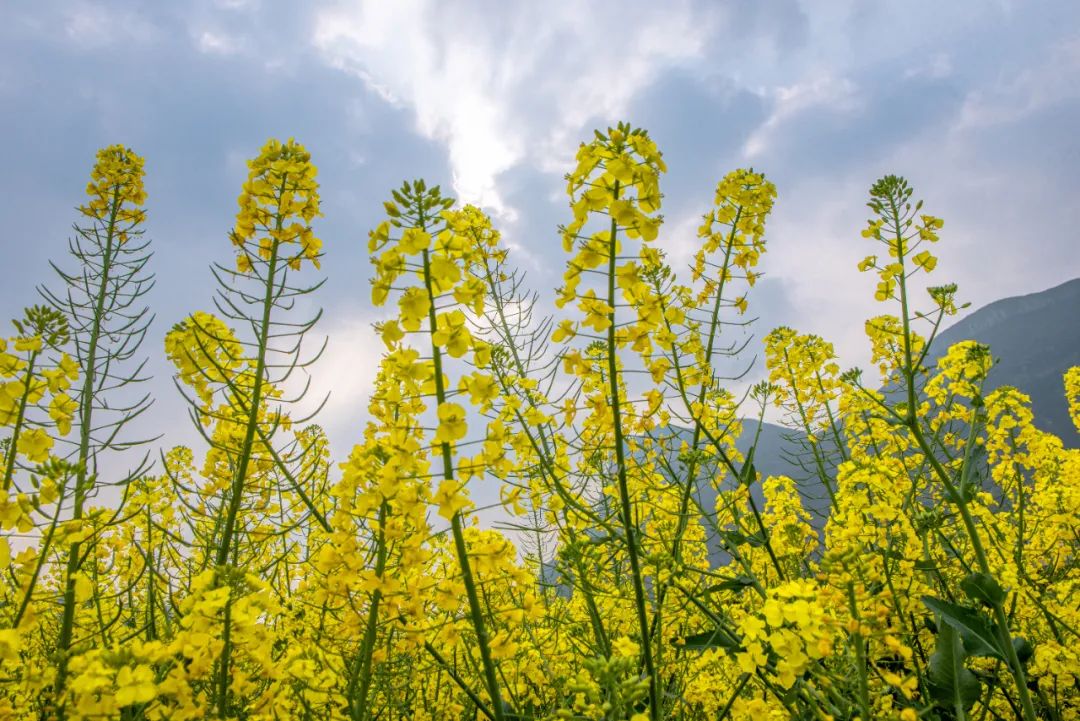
[3,0,1079,454]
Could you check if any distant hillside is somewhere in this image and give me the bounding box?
[543,279,1080,582]
[929,278,1080,447]
[540,420,819,587]
[696,278,1080,560]
[702,419,828,563]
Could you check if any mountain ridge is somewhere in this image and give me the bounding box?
[929,276,1079,446]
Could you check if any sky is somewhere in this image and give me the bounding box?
[2,0,1079,462]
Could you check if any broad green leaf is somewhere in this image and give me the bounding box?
[704,576,756,595]
[680,628,739,652]
[1012,636,1034,665]
[928,623,982,714]
[922,596,1006,660]
[960,572,1007,607]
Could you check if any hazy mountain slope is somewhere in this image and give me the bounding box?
[661,420,829,565]
[929,277,1080,447]
[544,278,1080,582]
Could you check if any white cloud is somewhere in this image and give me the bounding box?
[904,52,952,81]
[742,76,861,158]
[759,174,879,371]
[955,39,1080,130]
[62,2,158,49]
[196,30,241,55]
[727,35,1080,376]
[658,209,707,275]
[312,0,713,220]
[215,0,259,9]
[294,305,386,453]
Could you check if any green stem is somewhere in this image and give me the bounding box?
[668,210,740,568]
[55,182,122,714]
[214,178,287,719]
[1,349,40,492]
[216,599,233,717]
[216,221,281,568]
[421,231,506,721]
[352,502,388,721]
[605,180,660,721]
[887,194,1037,721]
[423,641,497,721]
[846,582,873,721]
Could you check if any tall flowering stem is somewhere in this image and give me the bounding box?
[368,181,509,721]
[165,137,324,718]
[858,175,1038,721]
[557,123,667,721]
[41,145,155,714]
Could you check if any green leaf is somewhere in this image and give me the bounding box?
[928,623,982,713]
[1012,636,1034,665]
[738,448,757,488]
[922,596,1006,660]
[960,572,1007,607]
[720,530,764,548]
[704,576,755,595]
[680,628,739,652]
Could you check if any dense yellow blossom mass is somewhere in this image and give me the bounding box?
[0,129,1077,721]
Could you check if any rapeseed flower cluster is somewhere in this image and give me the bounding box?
[1,128,1078,721]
